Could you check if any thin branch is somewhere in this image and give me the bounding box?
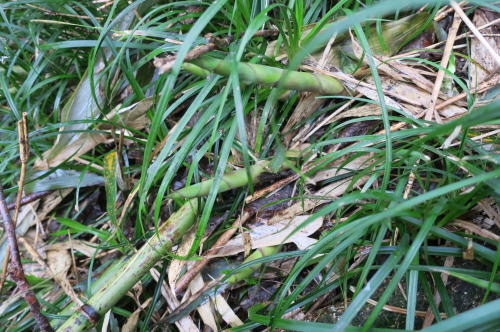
[0,113,31,293]
[0,185,53,332]
[6,191,51,210]
[13,113,29,225]
[425,11,462,122]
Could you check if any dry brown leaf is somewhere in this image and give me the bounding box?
[121,297,152,332]
[34,98,152,170]
[213,294,244,327]
[283,92,326,146]
[47,248,83,306]
[470,8,500,90]
[168,229,196,292]
[150,268,200,332]
[47,249,71,278]
[213,215,322,257]
[268,155,370,224]
[0,189,72,264]
[190,274,218,332]
[121,308,141,332]
[46,240,97,258]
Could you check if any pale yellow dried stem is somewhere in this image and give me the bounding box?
[425,12,461,122]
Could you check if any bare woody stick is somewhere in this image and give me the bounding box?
[0,185,53,332]
[6,191,51,210]
[14,113,29,228]
[0,113,31,292]
[424,12,461,122]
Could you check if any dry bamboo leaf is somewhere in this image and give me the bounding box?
[313,154,370,182]
[150,268,200,332]
[283,92,326,146]
[214,215,322,257]
[477,199,500,228]
[328,70,411,114]
[33,133,107,170]
[351,37,468,118]
[34,98,152,170]
[294,102,382,146]
[190,274,218,332]
[47,249,83,306]
[121,297,152,332]
[22,263,48,278]
[330,103,381,121]
[268,155,370,224]
[102,97,153,131]
[451,219,500,241]
[46,240,97,258]
[439,104,468,118]
[168,229,197,292]
[212,294,244,327]
[0,189,72,263]
[470,8,500,90]
[365,76,468,119]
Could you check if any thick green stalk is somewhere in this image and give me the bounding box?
[168,157,300,199]
[56,199,198,332]
[188,56,344,95]
[168,160,272,199]
[50,256,129,328]
[181,62,210,77]
[227,246,280,284]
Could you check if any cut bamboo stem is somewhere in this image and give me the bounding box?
[56,199,199,332]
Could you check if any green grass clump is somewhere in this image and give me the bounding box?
[1,1,499,331]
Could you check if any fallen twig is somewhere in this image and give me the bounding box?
[6,191,51,210]
[425,11,462,122]
[0,113,32,293]
[0,185,53,332]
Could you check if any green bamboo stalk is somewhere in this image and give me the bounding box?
[181,62,210,77]
[51,256,129,328]
[227,246,280,283]
[168,155,301,200]
[187,56,345,95]
[56,199,198,332]
[158,246,282,324]
[168,160,271,200]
